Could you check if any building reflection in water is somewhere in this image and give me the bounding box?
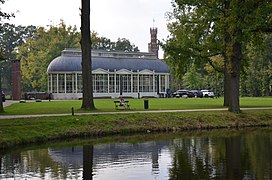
[47,141,169,179]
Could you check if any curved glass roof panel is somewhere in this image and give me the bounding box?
[47,51,169,73]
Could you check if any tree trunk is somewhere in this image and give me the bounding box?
[223,59,231,107]
[223,0,241,113]
[225,137,242,179]
[83,145,94,180]
[227,42,242,113]
[0,94,3,113]
[228,72,240,113]
[0,71,4,113]
[81,0,95,110]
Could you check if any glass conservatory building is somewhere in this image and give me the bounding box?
[47,49,170,99]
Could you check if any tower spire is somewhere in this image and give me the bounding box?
[148,26,159,59]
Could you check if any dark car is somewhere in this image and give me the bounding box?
[172,90,189,98]
[187,91,196,98]
[189,90,203,98]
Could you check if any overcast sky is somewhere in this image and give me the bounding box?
[2,0,173,58]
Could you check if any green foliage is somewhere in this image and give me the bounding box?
[241,35,272,96]
[163,0,272,112]
[91,33,139,52]
[204,55,224,94]
[17,21,80,91]
[0,23,37,59]
[164,0,272,74]
[182,63,204,89]
[91,32,113,50]
[0,23,37,93]
[0,0,15,21]
[163,0,224,79]
[2,21,140,92]
[0,51,5,61]
[114,38,139,52]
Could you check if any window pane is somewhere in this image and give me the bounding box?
[66,74,73,93]
[122,74,131,93]
[94,74,108,93]
[160,75,166,92]
[77,74,82,93]
[133,75,138,92]
[139,75,153,92]
[109,74,115,93]
[58,74,65,93]
[52,74,57,93]
[116,75,120,93]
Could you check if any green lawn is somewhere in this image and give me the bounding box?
[1,97,272,115]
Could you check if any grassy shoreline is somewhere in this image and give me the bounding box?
[1,109,272,151]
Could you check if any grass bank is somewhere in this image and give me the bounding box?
[1,109,272,150]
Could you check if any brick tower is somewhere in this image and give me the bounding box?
[11,59,21,100]
[148,27,159,59]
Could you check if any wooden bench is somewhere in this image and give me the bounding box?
[114,100,130,110]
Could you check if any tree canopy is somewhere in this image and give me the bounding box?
[91,33,139,52]
[163,0,272,112]
[17,22,80,92]
[0,21,140,92]
[0,0,15,113]
[0,0,14,21]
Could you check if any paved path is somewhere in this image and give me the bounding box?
[1,105,272,119]
[3,100,18,108]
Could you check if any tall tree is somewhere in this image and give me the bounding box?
[113,38,139,52]
[91,33,139,51]
[0,23,37,93]
[242,35,272,97]
[80,0,95,110]
[0,0,14,113]
[91,32,113,50]
[0,58,4,113]
[163,0,272,113]
[17,22,80,91]
[182,63,204,90]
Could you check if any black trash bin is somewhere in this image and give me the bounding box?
[144,99,148,109]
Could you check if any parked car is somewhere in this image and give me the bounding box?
[201,90,214,98]
[172,90,189,98]
[189,90,203,98]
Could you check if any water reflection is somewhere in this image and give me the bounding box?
[1,128,272,179]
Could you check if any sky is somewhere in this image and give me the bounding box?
[2,0,173,58]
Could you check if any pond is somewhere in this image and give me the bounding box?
[1,128,272,179]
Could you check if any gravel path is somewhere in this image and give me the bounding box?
[3,100,18,108]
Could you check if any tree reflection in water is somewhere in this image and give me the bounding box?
[0,128,272,179]
[83,145,93,180]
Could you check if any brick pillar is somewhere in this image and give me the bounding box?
[11,60,21,100]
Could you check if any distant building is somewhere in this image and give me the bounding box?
[46,28,169,99]
[47,49,169,99]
